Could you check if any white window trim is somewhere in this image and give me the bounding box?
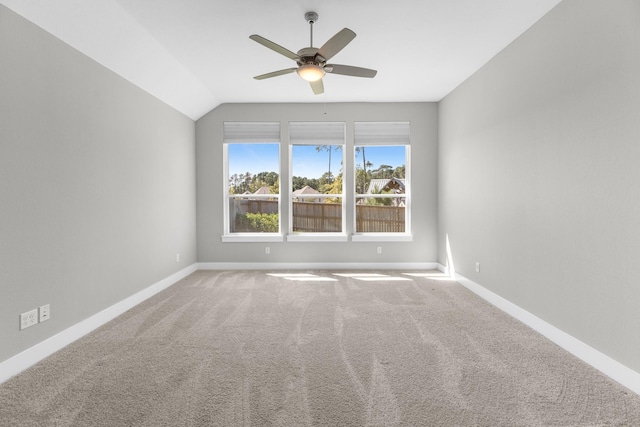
[221,121,413,244]
[288,122,347,240]
[353,143,411,237]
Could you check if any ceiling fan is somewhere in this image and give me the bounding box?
[250,12,377,95]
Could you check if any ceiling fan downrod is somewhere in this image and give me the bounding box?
[305,12,318,47]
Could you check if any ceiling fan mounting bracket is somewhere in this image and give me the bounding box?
[304,12,318,24]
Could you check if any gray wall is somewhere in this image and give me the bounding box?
[0,6,197,363]
[439,0,640,372]
[196,103,438,264]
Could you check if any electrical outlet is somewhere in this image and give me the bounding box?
[20,309,38,330]
[265,246,271,255]
[39,304,50,322]
[176,253,180,262]
[475,262,480,273]
[377,247,382,254]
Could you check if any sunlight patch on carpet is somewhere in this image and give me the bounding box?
[267,273,338,282]
[333,273,412,281]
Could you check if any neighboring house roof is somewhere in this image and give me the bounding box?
[366,178,405,194]
[292,185,320,195]
[292,185,321,203]
[253,186,271,195]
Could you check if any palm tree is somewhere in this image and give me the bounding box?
[355,147,373,193]
[315,145,341,178]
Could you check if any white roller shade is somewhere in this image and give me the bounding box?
[354,122,411,145]
[289,122,346,145]
[223,122,280,142]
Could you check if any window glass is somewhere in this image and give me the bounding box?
[354,145,408,233]
[226,143,280,234]
[291,144,343,233]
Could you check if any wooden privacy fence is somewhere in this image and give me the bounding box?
[232,199,405,232]
[293,202,342,232]
[356,204,405,232]
[232,199,279,215]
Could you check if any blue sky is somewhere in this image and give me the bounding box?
[228,144,279,177]
[228,144,405,179]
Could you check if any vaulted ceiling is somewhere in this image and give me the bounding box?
[1,0,562,120]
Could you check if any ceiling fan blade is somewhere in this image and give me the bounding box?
[325,64,377,78]
[317,28,356,61]
[310,79,324,95]
[250,35,300,60]
[253,68,297,80]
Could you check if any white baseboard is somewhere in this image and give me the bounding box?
[198,262,439,270]
[0,263,198,385]
[437,264,640,396]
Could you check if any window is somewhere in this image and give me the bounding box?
[221,121,411,243]
[289,122,346,241]
[353,122,411,240]
[223,122,281,242]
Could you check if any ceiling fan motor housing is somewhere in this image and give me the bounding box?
[296,47,324,67]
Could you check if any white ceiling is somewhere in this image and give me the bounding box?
[1,0,562,120]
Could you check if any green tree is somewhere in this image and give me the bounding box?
[255,171,279,187]
[355,166,370,195]
[292,176,320,191]
[355,147,373,193]
[236,212,278,232]
[323,174,343,204]
[367,184,393,206]
[229,171,280,195]
[393,165,405,179]
[269,179,279,194]
[228,173,240,194]
[371,164,393,179]
[229,171,253,194]
[319,171,336,193]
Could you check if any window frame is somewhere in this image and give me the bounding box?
[351,122,412,242]
[287,122,347,242]
[221,122,283,243]
[220,121,413,243]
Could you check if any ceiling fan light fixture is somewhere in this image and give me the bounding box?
[297,64,325,82]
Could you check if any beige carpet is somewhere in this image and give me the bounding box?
[1,270,639,426]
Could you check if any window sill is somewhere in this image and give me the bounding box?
[221,234,284,243]
[351,233,413,242]
[221,233,411,243]
[286,233,349,243]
